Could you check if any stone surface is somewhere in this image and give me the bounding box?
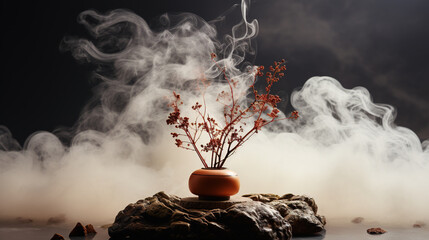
[243,193,326,236]
[222,201,291,240]
[367,227,387,235]
[351,217,364,223]
[47,214,66,225]
[413,221,426,228]
[69,222,87,237]
[15,217,33,224]
[180,196,252,209]
[50,233,65,240]
[109,192,293,240]
[85,224,97,234]
[109,191,325,239]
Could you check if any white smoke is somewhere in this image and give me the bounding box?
[0,0,428,226]
[236,76,429,224]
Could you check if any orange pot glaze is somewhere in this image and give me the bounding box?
[188,168,240,200]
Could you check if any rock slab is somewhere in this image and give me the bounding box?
[109,192,326,240]
[180,196,252,209]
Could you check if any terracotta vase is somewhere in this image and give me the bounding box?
[188,168,240,200]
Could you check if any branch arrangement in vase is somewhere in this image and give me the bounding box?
[166,54,298,169]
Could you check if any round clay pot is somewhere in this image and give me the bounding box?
[188,168,240,200]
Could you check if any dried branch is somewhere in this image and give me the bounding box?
[166,54,298,168]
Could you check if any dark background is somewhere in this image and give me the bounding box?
[1,0,428,145]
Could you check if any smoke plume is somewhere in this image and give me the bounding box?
[1,0,428,225]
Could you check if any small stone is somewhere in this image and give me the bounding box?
[16,217,33,224]
[413,221,426,228]
[367,227,387,235]
[85,224,97,234]
[47,214,66,225]
[69,222,87,237]
[50,233,65,240]
[351,217,364,224]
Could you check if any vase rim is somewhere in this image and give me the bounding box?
[192,168,238,177]
[201,167,228,170]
